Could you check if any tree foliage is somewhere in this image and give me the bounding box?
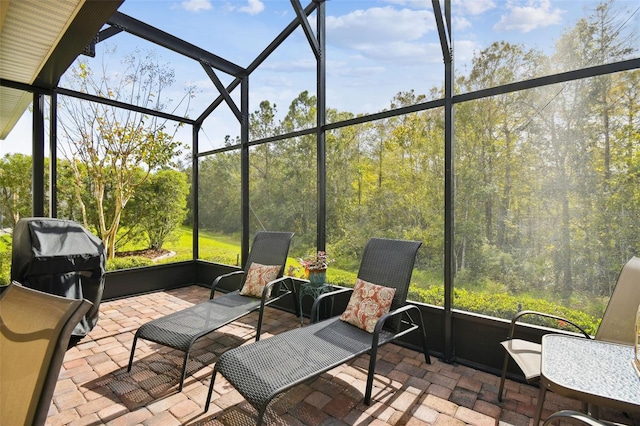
[0,154,39,226]
[126,169,189,250]
[56,48,190,258]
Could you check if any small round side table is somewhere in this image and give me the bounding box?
[298,282,334,325]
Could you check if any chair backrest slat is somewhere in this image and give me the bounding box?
[595,256,640,345]
[243,231,294,284]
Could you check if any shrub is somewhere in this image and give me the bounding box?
[326,269,357,288]
[409,284,600,335]
[106,256,155,271]
[284,263,356,288]
[198,247,240,266]
[0,235,12,285]
[0,250,10,286]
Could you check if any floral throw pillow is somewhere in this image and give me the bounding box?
[339,278,396,333]
[239,263,281,298]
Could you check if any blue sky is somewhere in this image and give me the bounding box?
[2,0,638,154]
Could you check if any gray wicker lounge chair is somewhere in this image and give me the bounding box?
[127,231,294,391]
[205,237,430,425]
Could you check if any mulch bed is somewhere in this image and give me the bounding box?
[115,248,171,259]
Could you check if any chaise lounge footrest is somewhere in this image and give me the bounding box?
[212,317,396,410]
[134,292,264,353]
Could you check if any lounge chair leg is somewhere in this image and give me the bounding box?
[364,345,379,405]
[205,370,218,412]
[257,406,266,426]
[415,308,431,364]
[291,279,301,319]
[179,350,191,392]
[127,335,138,372]
[498,352,509,402]
[256,305,265,342]
[421,333,431,364]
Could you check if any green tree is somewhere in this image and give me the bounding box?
[56,158,102,229]
[578,1,637,291]
[247,91,317,249]
[249,100,280,204]
[57,48,191,258]
[545,0,638,297]
[197,152,241,234]
[0,153,35,226]
[455,42,543,287]
[126,169,189,250]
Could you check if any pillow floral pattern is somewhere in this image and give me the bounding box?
[239,263,280,298]
[340,278,396,333]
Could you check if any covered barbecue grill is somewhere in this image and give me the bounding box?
[11,217,106,338]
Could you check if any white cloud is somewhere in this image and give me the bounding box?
[453,39,483,63]
[259,74,295,89]
[494,0,564,33]
[188,78,216,92]
[357,41,443,65]
[453,16,472,31]
[327,6,435,63]
[238,0,265,15]
[453,0,496,16]
[328,7,434,43]
[261,58,316,72]
[384,0,432,9]
[181,0,212,12]
[328,62,386,80]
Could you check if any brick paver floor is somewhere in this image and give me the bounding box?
[45,286,638,426]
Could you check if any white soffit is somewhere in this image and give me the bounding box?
[0,0,85,139]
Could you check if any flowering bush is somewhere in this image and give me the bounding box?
[298,250,333,271]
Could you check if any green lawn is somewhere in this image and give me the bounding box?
[114,227,356,286]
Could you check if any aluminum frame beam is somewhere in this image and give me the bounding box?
[107,12,246,78]
[432,0,452,63]
[291,0,319,59]
[32,93,46,217]
[201,63,242,122]
[195,1,317,125]
[55,87,196,125]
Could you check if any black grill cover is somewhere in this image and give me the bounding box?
[11,218,106,337]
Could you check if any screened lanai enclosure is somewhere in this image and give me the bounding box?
[1,0,639,378]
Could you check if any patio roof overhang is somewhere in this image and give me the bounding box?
[0,0,123,140]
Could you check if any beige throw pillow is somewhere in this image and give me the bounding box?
[239,263,280,298]
[340,278,396,333]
